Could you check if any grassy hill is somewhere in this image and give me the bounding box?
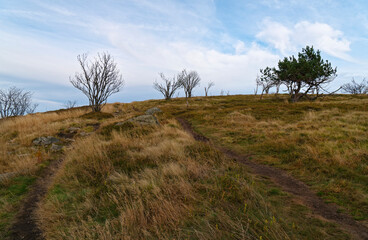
[0,94,367,239]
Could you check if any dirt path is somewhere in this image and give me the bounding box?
[177,118,368,240]
[8,158,63,240]
[7,124,101,240]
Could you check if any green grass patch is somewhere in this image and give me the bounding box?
[0,175,36,236]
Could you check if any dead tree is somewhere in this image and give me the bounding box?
[153,73,182,100]
[274,82,282,96]
[0,86,38,118]
[70,52,124,112]
[179,70,201,107]
[204,81,214,97]
[259,67,275,99]
[63,100,77,109]
[179,69,201,98]
[254,75,260,95]
[341,78,367,94]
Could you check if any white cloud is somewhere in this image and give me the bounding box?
[257,19,352,60]
[256,20,292,55]
[0,1,279,99]
[0,31,82,86]
[92,19,279,92]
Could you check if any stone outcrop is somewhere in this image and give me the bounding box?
[32,136,60,146]
[116,114,159,126]
[50,143,63,152]
[145,107,161,115]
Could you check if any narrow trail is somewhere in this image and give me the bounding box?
[8,158,63,240]
[8,123,100,240]
[177,118,368,240]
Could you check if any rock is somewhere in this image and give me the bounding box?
[129,114,159,125]
[64,138,75,143]
[50,143,63,152]
[32,136,60,146]
[79,132,91,137]
[145,107,161,115]
[68,127,80,133]
[114,114,160,128]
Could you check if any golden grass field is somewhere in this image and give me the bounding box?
[0,94,367,239]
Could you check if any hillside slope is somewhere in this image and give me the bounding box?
[1,95,367,239]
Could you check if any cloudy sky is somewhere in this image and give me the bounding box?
[1,0,368,111]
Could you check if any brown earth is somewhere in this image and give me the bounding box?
[8,123,100,240]
[8,158,63,240]
[177,117,368,240]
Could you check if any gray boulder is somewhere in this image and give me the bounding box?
[68,127,80,133]
[33,136,60,146]
[50,143,63,152]
[79,132,91,137]
[129,114,159,125]
[145,107,161,115]
[116,114,159,127]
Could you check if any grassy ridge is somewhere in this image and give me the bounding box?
[1,95,366,239]
[159,94,368,222]
[39,100,351,239]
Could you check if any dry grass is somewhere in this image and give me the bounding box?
[0,108,90,174]
[2,95,363,239]
[39,120,298,240]
[160,94,368,222]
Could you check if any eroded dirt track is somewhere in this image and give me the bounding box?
[177,117,368,240]
[8,158,64,240]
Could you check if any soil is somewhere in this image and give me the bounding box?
[7,123,100,240]
[8,158,63,240]
[177,117,368,240]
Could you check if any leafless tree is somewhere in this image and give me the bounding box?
[274,82,282,96]
[63,100,77,109]
[179,69,201,98]
[204,81,214,97]
[258,68,275,99]
[70,52,124,112]
[179,69,201,107]
[341,78,367,94]
[254,75,260,95]
[255,73,281,97]
[0,86,38,118]
[153,73,182,100]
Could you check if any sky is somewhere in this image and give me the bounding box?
[1,0,368,111]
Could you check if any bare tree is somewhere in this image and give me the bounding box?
[0,86,38,118]
[204,81,214,97]
[259,67,276,99]
[153,73,182,100]
[70,52,124,112]
[179,69,201,107]
[179,69,201,98]
[63,100,77,109]
[254,75,260,95]
[341,78,367,94]
[274,82,282,96]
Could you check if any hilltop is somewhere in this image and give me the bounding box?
[0,94,367,240]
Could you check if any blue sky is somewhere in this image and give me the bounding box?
[1,0,368,111]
